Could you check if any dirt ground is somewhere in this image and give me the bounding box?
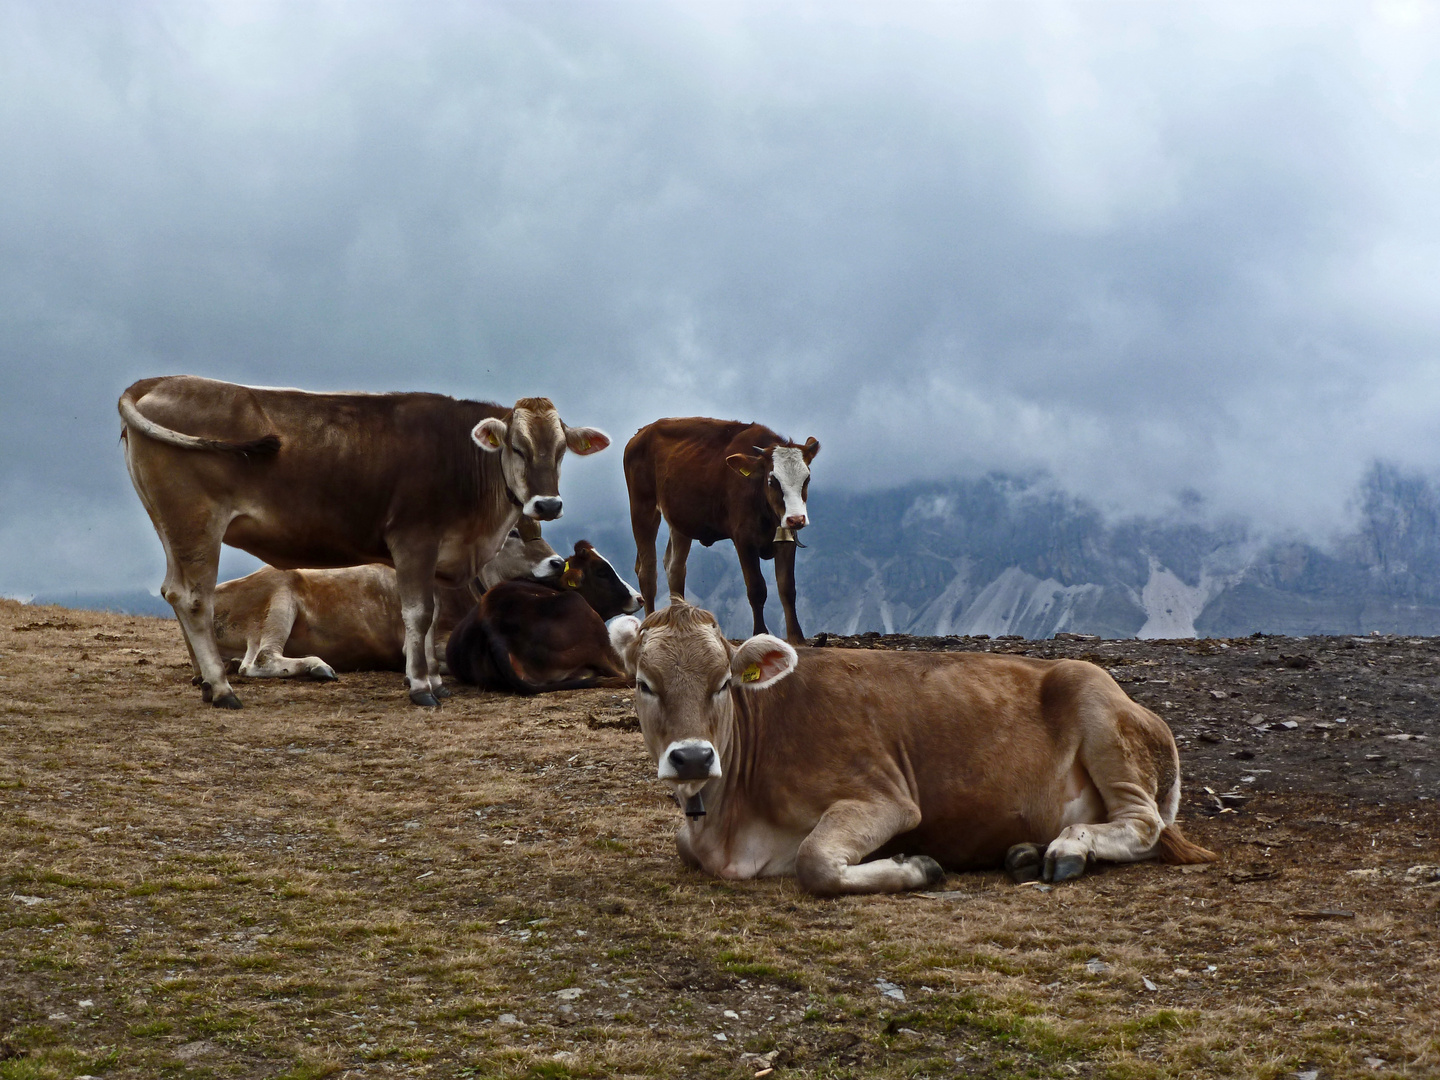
[2,600,1438,1080]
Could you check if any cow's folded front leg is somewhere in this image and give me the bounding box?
[794,797,942,896]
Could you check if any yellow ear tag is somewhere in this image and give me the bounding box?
[738,465,752,476]
[579,437,590,452]
[742,663,761,683]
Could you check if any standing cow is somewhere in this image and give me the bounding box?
[119,376,608,708]
[610,601,1217,895]
[624,417,819,644]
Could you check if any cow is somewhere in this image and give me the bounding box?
[446,539,643,694]
[624,417,819,644]
[609,601,1217,896]
[210,518,565,680]
[119,376,608,708]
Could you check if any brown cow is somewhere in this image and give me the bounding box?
[446,540,642,694]
[609,602,1216,895]
[625,417,819,644]
[119,376,607,708]
[211,519,565,680]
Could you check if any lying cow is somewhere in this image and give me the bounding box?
[446,540,643,694]
[119,376,607,707]
[211,519,565,680]
[624,417,819,644]
[610,601,1216,895]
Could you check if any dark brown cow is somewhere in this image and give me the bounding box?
[119,376,607,708]
[446,540,643,694]
[610,601,1217,895]
[210,519,565,679]
[625,417,819,644]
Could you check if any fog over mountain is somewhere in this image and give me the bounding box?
[5,3,1440,614]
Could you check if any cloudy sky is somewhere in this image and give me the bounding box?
[3,0,1438,597]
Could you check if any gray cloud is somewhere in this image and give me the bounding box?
[3,1,1439,594]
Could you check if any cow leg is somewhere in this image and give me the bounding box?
[773,539,805,644]
[159,532,241,709]
[424,609,449,698]
[1040,705,1174,882]
[664,529,693,604]
[392,547,442,706]
[794,797,944,896]
[631,500,662,616]
[238,591,337,681]
[735,543,770,637]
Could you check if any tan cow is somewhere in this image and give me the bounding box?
[610,602,1216,895]
[119,376,608,708]
[211,519,565,680]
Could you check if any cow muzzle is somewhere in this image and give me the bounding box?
[658,739,720,783]
[525,496,563,521]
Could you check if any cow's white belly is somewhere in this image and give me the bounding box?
[706,822,806,880]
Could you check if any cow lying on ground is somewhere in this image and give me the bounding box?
[211,519,565,680]
[119,376,607,707]
[446,540,643,694]
[610,601,1217,895]
[624,417,819,644]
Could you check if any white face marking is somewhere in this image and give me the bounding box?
[770,447,810,527]
[522,494,562,519]
[593,550,644,612]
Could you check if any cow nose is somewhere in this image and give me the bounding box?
[667,744,715,781]
[530,497,563,521]
[785,513,808,529]
[537,555,565,579]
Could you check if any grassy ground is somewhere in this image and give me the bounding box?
[2,600,1438,1079]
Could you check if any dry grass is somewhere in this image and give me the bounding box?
[2,599,1438,1079]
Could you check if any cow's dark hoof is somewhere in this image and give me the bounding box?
[1046,853,1088,883]
[1005,843,1046,883]
[200,681,214,702]
[308,664,338,682]
[433,685,452,699]
[903,854,946,889]
[212,692,242,710]
[409,690,440,707]
[191,674,204,687]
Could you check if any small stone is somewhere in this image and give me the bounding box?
[1279,720,1299,730]
[1142,976,1157,991]
[11,895,46,906]
[1297,1072,1319,1080]
[713,1032,728,1041]
[1209,690,1228,700]
[1085,958,1111,975]
[875,979,906,1001]
[723,1009,739,1019]
[554,987,584,1000]
[498,1013,521,1025]
[404,820,421,829]
[1366,1058,1385,1069]
[78,999,94,1009]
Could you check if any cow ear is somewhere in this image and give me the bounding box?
[473,418,507,452]
[726,453,763,478]
[564,425,610,455]
[608,616,642,676]
[731,634,797,690]
[802,436,820,464]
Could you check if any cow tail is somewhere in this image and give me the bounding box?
[479,619,604,696]
[119,393,281,456]
[1153,824,1218,865]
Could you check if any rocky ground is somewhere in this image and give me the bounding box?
[2,602,1438,1079]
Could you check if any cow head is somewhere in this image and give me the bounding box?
[476,517,566,592]
[559,540,644,619]
[471,398,609,521]
[611,601,797,817]
[725,436,820,533]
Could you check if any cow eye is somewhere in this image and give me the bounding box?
[507,528,520,539]
[636,679,656,697]
[713,679,731,696]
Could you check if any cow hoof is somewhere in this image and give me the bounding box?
[1005,843,1046,883]
[308,665,338,682]
[432,685,452,699]
[908,855,946,889]
[212,692,243,710]
[409,690,440,707]
[1046,853,1088,883]
[191,674,204,687]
